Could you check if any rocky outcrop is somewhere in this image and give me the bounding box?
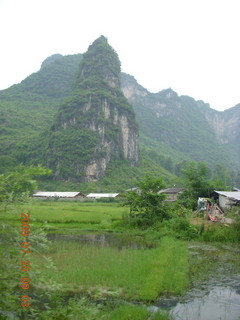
[196,101,240,146]
[46,36,139,181]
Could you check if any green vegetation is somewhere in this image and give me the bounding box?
[46,128,100,179]
[1,167,239,319]
[123,175,169,226]
[16,299,170,320]
[25,201,124,231]
[32,237,188,301]
[199,219,240,243]
[0,54,82,159]
[0,165,51,203]
[106,305,170,320]
[126,83,235,170]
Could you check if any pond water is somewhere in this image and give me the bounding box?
[154,243,240,320]
[47,233,156,249]
[171,286,240,320]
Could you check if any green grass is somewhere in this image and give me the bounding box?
[0,200,127,231]
[32,237,189,301]
[26,201,124,222]
[30,298,171,320]
[106,305,170,320]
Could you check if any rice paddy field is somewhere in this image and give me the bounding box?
[2,199,127,231]
[2,199,240,319]
[2,200,191,319]
[13,200,189,301]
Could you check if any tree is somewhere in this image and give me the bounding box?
[124,175,169,227]
[179,162,214,209]
[0,164,51,203]
[183,162,211,196]
[213,164,231,188]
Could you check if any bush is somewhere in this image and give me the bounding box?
[161,217,199,240]
[200,222,240,243]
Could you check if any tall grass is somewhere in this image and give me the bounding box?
[33,237,189,301]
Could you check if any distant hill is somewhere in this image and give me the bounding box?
[120,73,237,169]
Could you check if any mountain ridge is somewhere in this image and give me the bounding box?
[0,40,239,188]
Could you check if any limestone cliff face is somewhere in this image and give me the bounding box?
[46,36,139,181]
[83,100,139,181]
[197,102,240,145]
[121,73,148,100]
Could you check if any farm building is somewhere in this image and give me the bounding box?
[33,191,85,200]
[158,188,184,202]
[212,191,240,210]
[126,187,141,194]
[86,193,120,199]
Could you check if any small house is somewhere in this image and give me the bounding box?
[158,188,184,202]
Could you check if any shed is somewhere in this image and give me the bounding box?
[33,191,85,200]
[158,188,184,202]
[213,191,240,210]
[126,187,141,194]
[86,193,119,199]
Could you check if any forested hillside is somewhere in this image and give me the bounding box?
[0,53,82,163]
[121,74,234,168]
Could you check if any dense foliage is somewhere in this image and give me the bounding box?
[0,165,51,203]
[123,175,170,226]
[46,128,99,179]
[75,35,121,86]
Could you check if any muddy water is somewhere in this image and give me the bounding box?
[154,243,240,320]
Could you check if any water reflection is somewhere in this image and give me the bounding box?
[47,233,155,249]
[155,243,240,320]
[171,286,240,320]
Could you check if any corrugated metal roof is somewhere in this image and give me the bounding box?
[33,192,82,198]
[159,188,184,194]
[86,193,119,198]
[214,191,240,201]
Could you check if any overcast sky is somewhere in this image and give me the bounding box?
[0,0,239,111]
